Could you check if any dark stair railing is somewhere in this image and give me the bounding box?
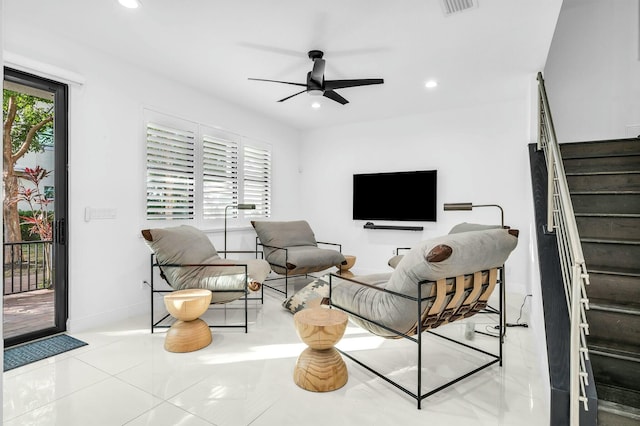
[536,72,592,425]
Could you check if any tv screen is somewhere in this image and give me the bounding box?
[353,170,437,222]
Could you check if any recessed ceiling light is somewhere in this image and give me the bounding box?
[425,80,438,89]
[118,0,141,9]
[311,102,321,109]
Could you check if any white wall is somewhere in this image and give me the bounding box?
[544,0,640,142]
[298,98,536,300]
[3,27,302,331]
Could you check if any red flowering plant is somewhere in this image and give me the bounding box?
[14,165,54,288]
[17,166,53,241]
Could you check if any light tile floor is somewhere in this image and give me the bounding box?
[3,278,549,425]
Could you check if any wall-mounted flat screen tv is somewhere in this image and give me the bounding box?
[353,170,437,222]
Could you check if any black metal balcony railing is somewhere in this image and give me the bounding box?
[3,240,53,296]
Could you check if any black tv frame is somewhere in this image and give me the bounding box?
[353,169,437,226]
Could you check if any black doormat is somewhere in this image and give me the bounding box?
[4,334,88,372]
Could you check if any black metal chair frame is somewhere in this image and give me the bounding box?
[149,250,264,334]
[328,266,505,409]
[255,237,342,298]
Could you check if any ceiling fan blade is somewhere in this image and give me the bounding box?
[248,78,307,88]
[324,78,384,90]
[277,89,308,102]
[310,58,325,84]
[323,90,349,105]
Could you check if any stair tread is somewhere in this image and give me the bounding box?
[587,265,640,277]
[589,339,640,361]
[566,170,640,176]
[570,190,640,195]
[596,383,640,411]
[582,237,640,245]
[575,213,640,218]
[589,301,640,315]
[598,400,640,422]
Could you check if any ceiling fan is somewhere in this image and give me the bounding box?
[248,50,384,105]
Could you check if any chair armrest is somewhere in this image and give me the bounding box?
[218,250,264,259]
[317,241,342,252]
[254,242,289,269]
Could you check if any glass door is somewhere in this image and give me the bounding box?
[3,67,68,347]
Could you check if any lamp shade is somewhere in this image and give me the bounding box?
[443,202,504,227]
[443,203,473,211]
[236,204,256,210]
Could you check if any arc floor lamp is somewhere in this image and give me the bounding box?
[224,204,256,258]
[443,202,504,227]
[443,201,507,338]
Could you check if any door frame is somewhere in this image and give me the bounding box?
[3,67,68,347]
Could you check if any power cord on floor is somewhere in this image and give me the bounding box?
[493,294,532,330]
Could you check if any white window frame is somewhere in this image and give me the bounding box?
[144,109,272,227]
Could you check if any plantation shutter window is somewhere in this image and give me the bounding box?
[146,122,195,220]
[202,133,239,220]
[144,109,272,224]
[243,144,271,218]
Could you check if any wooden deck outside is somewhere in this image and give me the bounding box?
[3,289,55,340]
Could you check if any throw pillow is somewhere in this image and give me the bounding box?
[282,278,330,314]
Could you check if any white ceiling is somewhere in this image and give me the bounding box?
[3,0,563,130]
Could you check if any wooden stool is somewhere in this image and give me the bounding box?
[163,289,213,353]
[293,307,348,392]
[336,255,356,278]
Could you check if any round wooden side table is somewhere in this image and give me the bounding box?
[336,255,356,278]
[163,288,213,353]
[293,306,348,392]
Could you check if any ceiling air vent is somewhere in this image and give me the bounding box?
[441,0,477,16]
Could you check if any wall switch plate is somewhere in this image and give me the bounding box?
[84,207,117,222]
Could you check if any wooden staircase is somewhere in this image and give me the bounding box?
[561,138,640,425]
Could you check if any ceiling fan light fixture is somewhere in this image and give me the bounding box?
[311,102,321,109]
[118,0,141,9]
[308,89,323,96]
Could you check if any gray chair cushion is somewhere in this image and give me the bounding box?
[252,220,317,249]
[143,225,270,303]
[252,220,345,274]
[331,228,518,337]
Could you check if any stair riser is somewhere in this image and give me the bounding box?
[567,173,640,192]
[587,273,640,305]
[591,352,640,394]
[596,383,640,411]
[582,242,640,271]
[563,155,640,174]
[571,193,640,215]
[587,309,640,350]
[577,216,640,240]
[561,139,640,158]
